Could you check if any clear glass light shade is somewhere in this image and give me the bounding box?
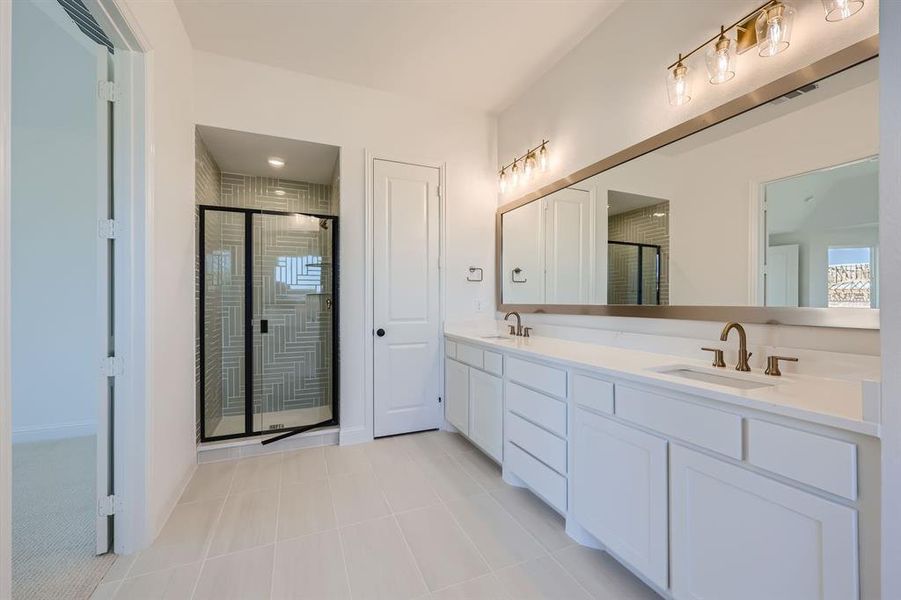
[822,0,864,21]
[666,62,692,107]
[538,144,549,171]
[705,35,736,84]
[498,169,507,193]
[756,2,795,57]
[524,152,537,180]
[511,161,520,187]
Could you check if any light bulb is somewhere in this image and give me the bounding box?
[706,27,735,84]
[267,157,285,168]
[511,160,520,187]
[757,2,795,57]
[822,0,864,21]
[499,168,507,193]
[538,142,549,171]
[666,56,691,107]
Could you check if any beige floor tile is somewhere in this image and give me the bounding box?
[282,447,328,484]
[404,431,451,461]
[325,444,372,476]
[271,530,351,600]
[420,455,483,503]
[554,545,659,599]
[208,489,278,557]
[129,499,223,577]
[431,431,477,456]
[376,457,441,513]
[396,505,489,591]
[431,574,511,600]
[278,479,336,540]
[330,471,391,526]
[90,581,120,600]
[179,461,236,504]
[193,544,274,600]
[340,515,428,600]
[454,451,504,490]
[366,437,415,476]
[230,454,283,493]
[489,487,573,552]
[102,553,136,583]
[445,494,545,569]
[494,556,591,600]
[113,562,201,600]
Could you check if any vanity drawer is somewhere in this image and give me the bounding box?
[506,412,567,474]
[506,382,566,437]
[456,343,483,369]
[445,340,457,359]
[505,441,567,513]
[616,386,742,459]
[507,357,567,398]
[746,420,858,500]
[572,373,614,415]
[484,351,503,376]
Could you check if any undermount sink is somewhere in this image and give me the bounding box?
[653,365,776,390]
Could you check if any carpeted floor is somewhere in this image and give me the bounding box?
[13,436,116,599]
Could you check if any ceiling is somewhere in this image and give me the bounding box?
[197,125,340,183]
[174,0,623,113]
[606,190,669,216]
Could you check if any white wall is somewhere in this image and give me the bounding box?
[192,50,497,443]
[879,2,901,596]
[496,0,880,354]
[10,0,103,442]
[119,0,197,541]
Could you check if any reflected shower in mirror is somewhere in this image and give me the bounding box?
[499,57,878,310]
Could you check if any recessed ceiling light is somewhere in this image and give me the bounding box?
[653,212,666,218]
[268,157,285,168]
[274,189,286,196]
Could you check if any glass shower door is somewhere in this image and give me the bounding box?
[253,212,335,433]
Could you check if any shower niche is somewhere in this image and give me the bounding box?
[196,126,340,442]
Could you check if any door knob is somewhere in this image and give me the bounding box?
[376,328,386,337]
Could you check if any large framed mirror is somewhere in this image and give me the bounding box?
[497,37,879,329]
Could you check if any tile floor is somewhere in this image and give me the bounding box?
[92,430,659,600]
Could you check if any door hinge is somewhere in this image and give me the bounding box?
[101,356,124,378]
[98,80,120,103]
[97,495,122,517]
[437,185,441,200]
[438,396,442,404]
[98,219,119,239]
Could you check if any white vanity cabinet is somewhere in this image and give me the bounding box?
[670,444,859,600]
[444,343,503,462]
[572,406,669,590]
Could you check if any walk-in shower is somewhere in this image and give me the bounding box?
[196,126,340,443]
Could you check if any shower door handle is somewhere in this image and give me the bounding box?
[260,319,269,334]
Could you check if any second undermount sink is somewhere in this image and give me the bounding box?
[653,365,776,390]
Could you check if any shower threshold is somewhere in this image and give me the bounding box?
[208,405,333,439]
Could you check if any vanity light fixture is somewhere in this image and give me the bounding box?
[267,156,285,168]
[756,1,795,57]
[706,26,736,84]
[666,54,692,107]
[498,140,550,193]
[822,0,864,21]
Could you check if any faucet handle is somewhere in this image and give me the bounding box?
[701,347,726,368]
[508,324,516,335]
[764,355,798,377]
[522,327,533,338]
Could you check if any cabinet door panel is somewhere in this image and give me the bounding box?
[670,445,858,600]
[469,369,503,461]
[445,358,469,435]
[572,408,668,590]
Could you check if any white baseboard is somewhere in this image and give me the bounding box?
[339,425,373,446]
[12,419,96,444]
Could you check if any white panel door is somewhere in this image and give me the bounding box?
[502,200,544,303]
[766,244,800,307]
[545,187,591,304]
[572,407,669,590]
[445,359,469,435]
[670,444,858,600]
[373,159,441,436]
[469,369,502,461]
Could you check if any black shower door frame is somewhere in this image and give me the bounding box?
[608,240,662,306]
[198,205,340,442]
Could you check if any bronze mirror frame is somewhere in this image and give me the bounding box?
[496,36,879,330]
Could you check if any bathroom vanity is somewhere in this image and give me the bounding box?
[444,330,879,600]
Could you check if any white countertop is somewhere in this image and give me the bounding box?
[445,327,880,438]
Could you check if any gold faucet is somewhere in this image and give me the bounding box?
[504,311,523,336]
[720,321,752,372]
